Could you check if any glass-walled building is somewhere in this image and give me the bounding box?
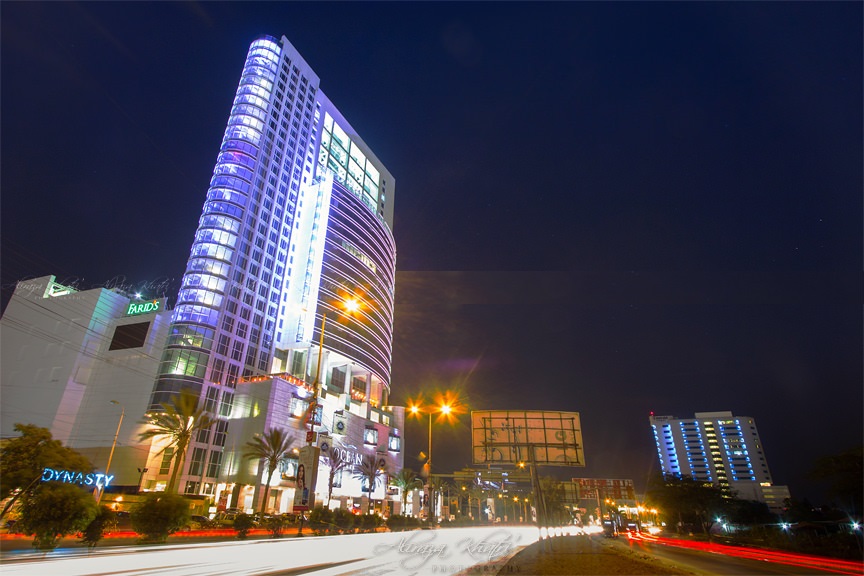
[145,35,399,511]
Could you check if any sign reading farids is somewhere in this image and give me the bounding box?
[125,298,164,316]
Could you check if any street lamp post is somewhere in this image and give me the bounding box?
[137,467,149,493]
[410,400,453,523]
[97,400,124,504]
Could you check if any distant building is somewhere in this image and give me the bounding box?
[649,411,789,511]
[0,275,170,488]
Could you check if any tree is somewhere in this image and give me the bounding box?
[322,446,350,507]
[138,390,215,493]
[391,468,421,515]
[646,473,725,534]
[80,505,114,549]
[243,427,294,515]
[809,445,863,515]
[0,423,93,519]
[353,454,387,513]
[428,475,446,521]
[130,492,191,543]
[468,484,486,521]
[232,513,255,540]
[17,482,98,550]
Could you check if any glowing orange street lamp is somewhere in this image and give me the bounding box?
[409,394,460,522]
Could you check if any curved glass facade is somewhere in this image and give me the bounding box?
[150,36,281,410]
[315,180,396,387]
[146,33,398,501]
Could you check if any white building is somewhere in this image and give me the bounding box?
[0,275,170,488]
[650,411,790,511]
[141,34,401,511]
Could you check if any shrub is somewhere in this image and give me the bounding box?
[130,493,190,543]
[358,513,382,533]
[308,505,334,535]
[262,515,285,538]
[17,482,98,550]
[80,506,115,548]
[332,508,355,534]
[385,514,406,532]
[233,513,255,539]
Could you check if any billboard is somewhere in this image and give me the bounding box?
[471,410,584,466]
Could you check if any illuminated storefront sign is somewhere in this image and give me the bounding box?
[41,467,114,488]
[125,299,163,316]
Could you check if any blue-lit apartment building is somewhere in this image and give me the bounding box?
[143,35,402,514]
[650,411,790,512]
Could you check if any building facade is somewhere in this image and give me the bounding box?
[143,34,400,512]
[0,275,171,488]
[649,411,789,510]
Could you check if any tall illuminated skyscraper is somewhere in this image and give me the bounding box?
[146,35,400,508]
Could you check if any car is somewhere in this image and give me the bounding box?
[187,515,213,529]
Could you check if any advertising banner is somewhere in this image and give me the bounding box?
[471,410,585,466]
[293,445,320,510]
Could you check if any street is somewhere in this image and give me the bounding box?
[0,526,540,576]
[617,531,864,576]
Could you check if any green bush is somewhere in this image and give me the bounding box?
[233,513,255,539]
[385,514,406,532]
[80,506,114,548]
[262,515,285,538]
[308,505,334,535]
[332,508,355,533]
[17,482,98,550]
[358,513,382,533]
[130,493,190,543]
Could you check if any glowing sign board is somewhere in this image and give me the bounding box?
[42,467,114,488]
[471,410,585,467]
[125,298,164,316]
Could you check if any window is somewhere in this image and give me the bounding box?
[109,321,151,350]
[289,396,308,418]
[213,421,229,447]
[207,451,223,478]
[189,447,207,476]
[204,387,219,413]
[388,434,401,452]
[196,424,211,445]
[217,335,230,355]
[363,427,378,446]
[219,392,234,417]
[231,340,244,361]
[210,358,225,384]
[159,448,175,475]
[184,481,200,495]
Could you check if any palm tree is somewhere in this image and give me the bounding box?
[428,475,446,522]
[138,390,215,493]
[323,446,350,507]
[391,468,421,515]
[468,484,486,521]
[353,454,387,514]
[243,428,294,515]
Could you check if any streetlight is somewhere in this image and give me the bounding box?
[137,467,149,493]
[409,396,457,523]
[309,297,362,441]
[97,400,124,504]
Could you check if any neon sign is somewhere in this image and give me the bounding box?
[125,299,163,316]
[41,468,114,488]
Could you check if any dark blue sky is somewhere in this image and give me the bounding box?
[2,2,861,504]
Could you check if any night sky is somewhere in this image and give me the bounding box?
[2,2,861,505]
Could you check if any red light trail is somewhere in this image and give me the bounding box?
[626,531,864,575]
